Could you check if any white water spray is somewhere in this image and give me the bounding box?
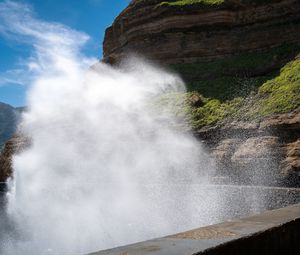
[0,1,219,254]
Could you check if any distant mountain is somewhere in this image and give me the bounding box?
[0,102,23,150]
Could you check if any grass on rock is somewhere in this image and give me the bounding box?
[156,58,300,129]
[245,59,300,118]
[158,0,224,6]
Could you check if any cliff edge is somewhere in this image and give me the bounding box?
[103,0,300,186]
[0,0,299,186]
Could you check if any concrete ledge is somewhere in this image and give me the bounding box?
[89,203,300,255]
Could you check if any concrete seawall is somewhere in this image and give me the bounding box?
[1,183,299,254]
[0,182,7,210]
[89,203,300,255]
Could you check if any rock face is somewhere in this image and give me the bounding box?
[1,0,299,187]
[199,108,300,186]
[0,135,28,182]
[0,102,22,149]
[102,0,300,187]
[104,0,300,75]
[283,139,300,185]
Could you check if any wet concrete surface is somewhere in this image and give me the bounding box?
[87,185,300,255]
[1,183,299,254]
[89,203,300,255]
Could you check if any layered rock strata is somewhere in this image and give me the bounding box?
[102,0,300,186]
[1,0,299,187]
[104,0,300,72]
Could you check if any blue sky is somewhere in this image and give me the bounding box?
[0,0,129,107]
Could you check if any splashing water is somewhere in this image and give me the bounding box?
[0,1,218,254]
[4,59,216,255]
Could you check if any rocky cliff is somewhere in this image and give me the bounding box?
[0,0,299,186]
[198,108,300,186]
[0,134,28,182]
[103,0,300,186]
[104,0,300,98]
[105,0,300,64]
[104,0,300,80]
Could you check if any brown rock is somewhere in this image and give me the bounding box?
[228,136,285,184]
[259,108,300,130]
[103,0,300,82]
[2,1,300,187]
[211,138,242,176]
[281,139,300,186]
[232,136,283,160]
[0,135,29,182]
[189,94,204,108]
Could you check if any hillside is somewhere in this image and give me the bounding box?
[104,0,300,120]
[103,0,300,186]
[0,0,299,186]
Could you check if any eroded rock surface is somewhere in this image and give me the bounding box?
[206,108,300,186]
[104,0,300,81]
[1,0,299,187]
[0,135,29,182]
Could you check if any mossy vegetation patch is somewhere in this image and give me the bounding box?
[188,97,243,128]
[245,59,300,118]
[158,0,224,6]
[154,92,243,129]
[156,58,300,129]
[135,0,275,7]
[135,0,224,6]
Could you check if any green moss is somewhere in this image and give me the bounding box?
[135,0,224,6]
[246,59,300,118]
[153,92,202,120]
[136,0,276,7]
[154,92,243,129]
[155,58,300,129]
[189,97,243,128]
[158,0,224,6]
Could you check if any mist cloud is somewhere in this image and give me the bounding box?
[0,2,216,255]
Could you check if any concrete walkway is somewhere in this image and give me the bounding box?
[88,203,300,255]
